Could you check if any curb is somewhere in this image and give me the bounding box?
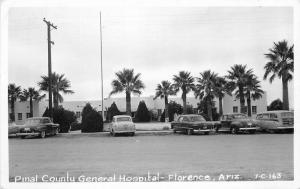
[58,130,173,137]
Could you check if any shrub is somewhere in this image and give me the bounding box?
[267,99,283,111]
[43,107,77,133]
[70,122,82,131]
[160,101,183,122]
[81,103,103,133]
[106,102,122,122]
[135,101,151,122]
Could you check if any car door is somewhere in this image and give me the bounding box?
[43,118,52,133]
[259,113,272,130]
[221,115,231,129]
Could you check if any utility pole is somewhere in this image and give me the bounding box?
[43,18,57,120]
[99,12,104,120]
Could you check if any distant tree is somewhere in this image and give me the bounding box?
[153,80,176,122]
[135,101,151,122]
[38,72,74,108]
[197,96,219,121]
[109,68,145,115]
[8,84,22,122]
[194,70,218,121]
[81,103,103,132]
[173,71,195,114]
[106,102,122,122]
[264,40,294,110]
[267,99,283,111]
[214,76,232,117]
[227,64,254,114]
[20,87,45,117]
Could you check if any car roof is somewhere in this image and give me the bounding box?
[27,117,50,119]
[223,113,246,116]
[178,114,201,117]
[257,110,293,114]
[113,115,132,118]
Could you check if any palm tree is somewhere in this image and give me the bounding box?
[264,40,294,110]
[8,83,22,122]
[194,70,218,121]
[153,80,176,122]
[227,64,253,114]
[109,68,145,115]
[243,75,264,117]
[20,87,45,117]
[214,76,232,117]
[173,71,195,114]
[38,72,74,108]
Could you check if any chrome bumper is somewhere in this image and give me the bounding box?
[239,127,258,131]
[16,132,40,136]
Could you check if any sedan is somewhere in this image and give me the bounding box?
[109,115,136,136]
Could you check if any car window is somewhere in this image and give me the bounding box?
[281,112,294,118]
[262,114,270,119]
[256,114,263,119]
[178,117,184,122]
[233,114,247,119]
[43,119,50,123]
[182,117,189,122]
[190,116,205,122]
[116,117,132,122]
[270,114,278,119]
[25,119,40,125]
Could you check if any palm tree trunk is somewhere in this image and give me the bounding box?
[282,78,289,110]
[126,91,131,116]
[182,91,187,114]
[10,100,15,122]
[239,85,245,114]
[164,96,169,122]
[53,91,59,109]
[218,96,223,117]
[207,98,213,121]
[29,97,33,117]
[246,91,251,117]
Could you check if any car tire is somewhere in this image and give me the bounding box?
[249,130,256,134]
[54,128,59,135]
[173,129,176,133]
[21,136,26,139]
[131,132,135,136]
[231,127,237,134]
[40,131,46,138]
[187,129,193,135]
[204,131,209,135]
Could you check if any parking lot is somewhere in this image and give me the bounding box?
[9,131,293,182]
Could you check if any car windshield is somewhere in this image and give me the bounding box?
[281,112,294,118]
[25,119,42,125]
[116,117,131,122]
[190,116,205,122]
[232,114,247,119]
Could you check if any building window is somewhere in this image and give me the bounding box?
[18,113,22,120]
[252,106,257,114]
[233,106,238,113]
[26,113,31,118]
[76,111,81,118]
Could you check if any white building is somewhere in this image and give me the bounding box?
[8,93,267,125]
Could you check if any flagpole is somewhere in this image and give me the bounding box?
[100,12,104,120]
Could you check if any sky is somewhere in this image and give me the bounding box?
[8,6,294,107]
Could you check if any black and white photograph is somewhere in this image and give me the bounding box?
[0,0,299,188]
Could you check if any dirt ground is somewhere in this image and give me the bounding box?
[9,133,293,182]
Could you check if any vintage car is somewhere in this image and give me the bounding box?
[109,115,136,136]
[171,114,219,135]
[217,113,258,134]
[16,117,60,139]
[8,122,20,137]
[255,111,294,133]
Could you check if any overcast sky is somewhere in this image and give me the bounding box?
[8,7,294,107]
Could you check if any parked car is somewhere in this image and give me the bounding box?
[110,115,135,136]
[255,111,294,133]
[217,113,258,134]
[171,114,219,135]
[8,122,20,137]
[16,117,60,139]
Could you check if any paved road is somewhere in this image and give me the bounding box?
[9,133,293,182]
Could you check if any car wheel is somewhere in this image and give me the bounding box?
[204,131,209,135]
[54,128,59,135]
[231,127,237,134]
[187,129,193,135]
[249,130,256,134]
[21,136,26,139]
[40,131,46,138]
[173,129,176,133]
[131,132,135,136]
